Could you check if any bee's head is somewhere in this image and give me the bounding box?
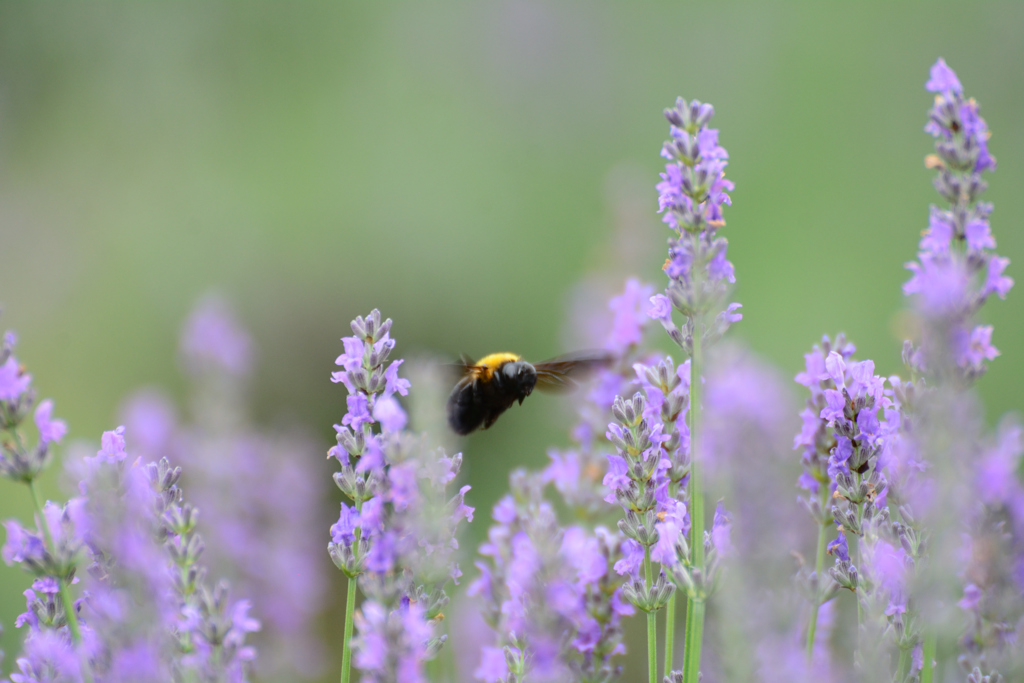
[504,360,537,404]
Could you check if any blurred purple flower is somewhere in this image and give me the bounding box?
[925,57,962,93]
[605,278,654,354]
[180,294,253,376]
[33,400,66,446]
[0,355,31,402]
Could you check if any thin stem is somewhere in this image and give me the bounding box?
[340,499,364,683]
[664,590,676,674]
[28,479,82,644]
[920,631,936,683]
[805,487,829,659]
[689,318,705,573]
[682,320,705,683]
[682,598,705,683]
[644,546,657,683]
[340,573,358,683]
[896,647,911,683]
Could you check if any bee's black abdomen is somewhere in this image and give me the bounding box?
[447,379,486,435]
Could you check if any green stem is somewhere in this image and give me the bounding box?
[340,499,364,683]
[682,597,705,683]
[340,573,358,683]
[896,647,911,683]
[682,322,705,683]
[664,590,676,674]
[689,325,704,572]
[644,546,657,683]
[920,632,936,683]
[805,487,829,660]
[28,479,82,644]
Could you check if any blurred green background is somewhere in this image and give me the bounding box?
[1,2,1022,679]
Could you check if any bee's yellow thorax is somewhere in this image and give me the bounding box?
[473,352,521,381]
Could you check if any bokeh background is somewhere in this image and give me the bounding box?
[1,2,1022,680]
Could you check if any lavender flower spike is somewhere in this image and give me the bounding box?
[648,95,740,683]
[329,310,471,683]
[905,58,1011,383]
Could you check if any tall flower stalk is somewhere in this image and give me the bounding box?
[648,95,740,683]
[328,309,470,683]
[121,295,328,679]
[0,330,83,650]
[2,323,260,682]
[901,57,1014,681]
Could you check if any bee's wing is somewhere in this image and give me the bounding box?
[442,354,482,382]
[534,350,614,393]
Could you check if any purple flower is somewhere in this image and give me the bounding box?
[794,351,826,388]
[560,527,605,584]
[717,302,742,325]
[492,495,516,525]
[474,646,509,682]
[331,503,361,544]
[903,255,971,317]
[383,359,411,399]
[179,295,253,376]
[908,59,1009,382]
[543,449,581,499]
[655,96,741,355]
[364,531,396,573]
[372,395,407,432]
[958,583,982,612]
[9,629,82,683]
[605,279,654,354]
[984,255,1013,299]
[925,57,962,94]
[711,501,733,557]
[33,400,67,445]
[820,390,846,424]
[388,463,420,511]
[957,324,1000,370]
[964,216,996,252]
[95,426,128,463]
[342,393,373,430]
[975,422,1022,506]
[613,539,644,578]
[865,539,909,616]
[118,391,176,455]
[360,496,386,535]
[2,519,46,566]
[647,294,672,324]
[651,519,683,566]
[826,529,849,563]
[353,601,389,673]
[601,454,630,504]
[0,355,31,402]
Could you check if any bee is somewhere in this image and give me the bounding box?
[447,351,612,435]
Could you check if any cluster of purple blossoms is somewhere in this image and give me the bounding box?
[793,335,929,677]
[77,429,260,683]
[785,59,1020,682]
[648,97,741,355]
[904,58,1012,383]
[329,310,472,683]
[120,295,328,679]
[960,422,1024,677]
[1,326,259,682]
[545,278,656,517]
[0,332,67,483]
[470,471,632,683]
[472,279,656,683]
[638,95,740,683]
[897,59,1020,681]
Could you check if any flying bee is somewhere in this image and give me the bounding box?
[446,351,612,435]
